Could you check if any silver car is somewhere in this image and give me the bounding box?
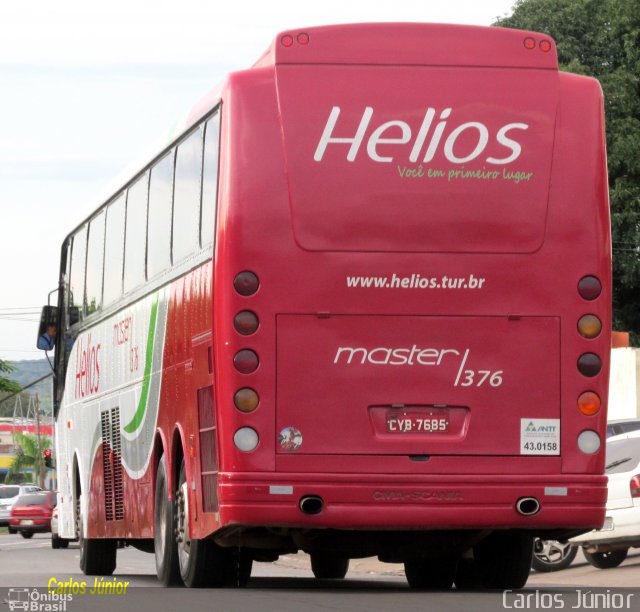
[0,484,42,527]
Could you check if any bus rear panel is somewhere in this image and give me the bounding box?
[213,24,610,549]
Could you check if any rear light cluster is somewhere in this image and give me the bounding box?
[523,37,553,53]
[232,271,260,452]
[630,475,640,499]
[576,275,604,454]
[280,32,310,47]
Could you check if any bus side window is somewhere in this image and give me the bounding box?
[173,126,203,263]
[68,226,87,326]
[85,210,106,316]
[103,194,126,306]
[124,172,149,293]
[147,150,174,279]
[201,111,220,248]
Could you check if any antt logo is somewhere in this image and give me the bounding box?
[314,106,528,165]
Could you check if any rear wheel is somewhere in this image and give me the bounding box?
[8,527,16,535]
[453,558,482,590]
[583,548,628,569]
[20,531,34,539]
[154,455,181,586]
[474,531,533,589]
[77,495,117,575]
[404,556,457,590]
[310,553,349,579]
[532,539,577,572]
[51,535,61,549]
[176,460,252,587]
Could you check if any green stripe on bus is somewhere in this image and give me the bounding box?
[124,295,159,434]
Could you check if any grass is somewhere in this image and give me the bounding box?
[0,526,8,534]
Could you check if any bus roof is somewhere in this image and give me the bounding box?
[254,23,558,70]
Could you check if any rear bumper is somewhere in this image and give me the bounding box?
[9,518,51,532]
[570,506,640,546]
[217,472,607,531]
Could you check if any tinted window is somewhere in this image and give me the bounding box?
[201,113,220,248]
[103,194,126,305]
[69,226,87,324]
[605,438,640,474]
[85,211,105,315]
[147,151,174,279]
[0,487,19,498]
[16,494,47,505]
[173,127,203,262]
[621,421,640,433]
[124,173,149,293]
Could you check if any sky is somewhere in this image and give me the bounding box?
[0,0,516,362]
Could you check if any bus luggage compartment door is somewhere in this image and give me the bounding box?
[276,314,559,456]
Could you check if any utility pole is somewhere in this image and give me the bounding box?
[35,393,44,489]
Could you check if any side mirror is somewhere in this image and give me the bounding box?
[37,306,59,351]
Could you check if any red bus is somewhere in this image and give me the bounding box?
[39,23,611,590]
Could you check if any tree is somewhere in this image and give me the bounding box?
[0,359,22,394]
[495,0,640,342]
[5,431,52,487]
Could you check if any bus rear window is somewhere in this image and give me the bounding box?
[278,65,556,254]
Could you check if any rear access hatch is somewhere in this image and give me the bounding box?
[276,314,559,456]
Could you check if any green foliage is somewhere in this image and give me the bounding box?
[5,431,52,485]
[0,360,22,395]
[496,0,640,341]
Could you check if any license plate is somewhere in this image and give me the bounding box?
[20,520,34,526]
[387,410,450,433]
[601,517,614,531]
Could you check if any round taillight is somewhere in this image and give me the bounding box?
[234,427,259,452]
[234,271,259,296]
[578,391,601,416]
[234,349,259,374]
[578,276,602,300]
[577,353,602,377]
[539,39,552,52]
[577,430,601,454]
[297,32,310,45]
[234,388,259,413]
[234,311,259,336]
[577,314,602,339]
[523,37,536,50]
[281,35,294,47]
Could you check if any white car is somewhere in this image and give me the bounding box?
[50,506,69,549]
[0,484,42,527]
[570,430,640,568]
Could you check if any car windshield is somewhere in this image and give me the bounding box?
[0,487,19,499]
[605,438,640,474]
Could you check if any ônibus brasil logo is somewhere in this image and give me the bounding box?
[314,106,528,165]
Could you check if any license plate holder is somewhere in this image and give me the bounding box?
[601,516,614,531]
[386,407,451,434]
[20,519,34,526]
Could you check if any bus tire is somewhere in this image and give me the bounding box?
[310,553,349,579]
[583,548,628,569]
[154,455,181,586]
[404,556,456,590]
[176,460,252,587]
[474,531,533,589]
[76,495,117,575]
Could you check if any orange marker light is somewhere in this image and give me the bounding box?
[578,314,602,339]
[234,388,259,412]
[578,391,601,416]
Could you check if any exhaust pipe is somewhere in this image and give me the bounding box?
[299,495,324,515]
[516,497,540,516]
